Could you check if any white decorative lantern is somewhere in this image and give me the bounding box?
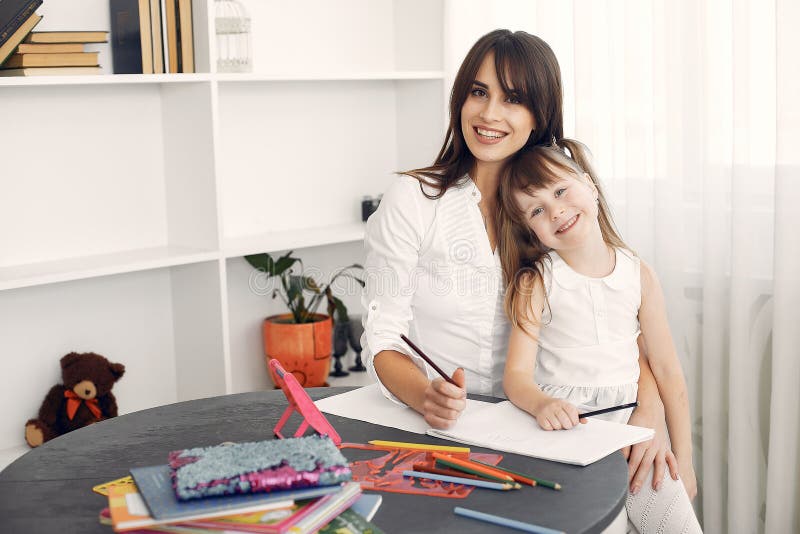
[215,0,252,73]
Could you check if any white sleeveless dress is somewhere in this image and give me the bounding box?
[537,249,702,534]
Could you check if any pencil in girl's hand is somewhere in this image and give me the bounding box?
[400,334,458,386]
[403,470,516,490]
[578,401,639,419]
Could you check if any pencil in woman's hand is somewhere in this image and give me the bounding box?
[400,334,458,386]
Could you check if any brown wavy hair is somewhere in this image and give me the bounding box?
[402,29,564,198]
[498,139,629,331]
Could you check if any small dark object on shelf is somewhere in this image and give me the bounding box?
[348,318,366,372]
[361,195,382,222]
[331,321,350,377]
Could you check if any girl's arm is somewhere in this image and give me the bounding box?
[503,275,582,430]
[638,260,697,499]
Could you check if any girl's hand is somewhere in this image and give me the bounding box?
[677,459,698,500]
[535,398,583,430]
[623,403,679,494]
[422,368,466,429]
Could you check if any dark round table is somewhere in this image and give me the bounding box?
[0,387,627,533]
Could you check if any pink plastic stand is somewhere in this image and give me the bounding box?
[270,359,342,446]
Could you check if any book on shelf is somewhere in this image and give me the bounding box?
[0,65,101,76]
[109,0,153,74]
[163,0,178,72]
[24,30,109,43]
[17,42,85,53]
[2,51,99,68]
[176,0,193,73]
[0,0,41,45]
[0,11,41,65]
[149,0,164,73]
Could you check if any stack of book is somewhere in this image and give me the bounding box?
[94,436,384,533]
[0,0,109,77]
[1,30,109,76]
[110,0,195,74]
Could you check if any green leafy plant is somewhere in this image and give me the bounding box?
[245,251,365,324]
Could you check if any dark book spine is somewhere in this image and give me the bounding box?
[173,0,182,72]
[0,0,42,44]
[109,0,143,74]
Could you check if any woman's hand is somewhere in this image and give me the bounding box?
[422,368,466,429]
[623,402,679,494]
[534,398,583,430]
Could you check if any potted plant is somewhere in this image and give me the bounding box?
[245,251,364,388]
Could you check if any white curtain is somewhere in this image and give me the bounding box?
[445,1,800,531]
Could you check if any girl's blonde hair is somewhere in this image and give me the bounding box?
[498,138,629,331]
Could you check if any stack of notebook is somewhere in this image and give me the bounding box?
[94,435,384,533]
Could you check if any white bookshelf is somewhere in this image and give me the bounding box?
[0,0,444,452]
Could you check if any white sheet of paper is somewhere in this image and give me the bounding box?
[315,384,492,434]
[427,400,655,466]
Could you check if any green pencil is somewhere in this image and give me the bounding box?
[472,459,562,490]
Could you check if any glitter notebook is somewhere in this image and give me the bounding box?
[169,435,352,501]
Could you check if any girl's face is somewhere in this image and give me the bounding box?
[513,170,601,252]
[460,53,535,174]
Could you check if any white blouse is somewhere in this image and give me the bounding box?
[361,175,509,404]
[536,248,642,423]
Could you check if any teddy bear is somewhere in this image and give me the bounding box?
[24,352,125,448]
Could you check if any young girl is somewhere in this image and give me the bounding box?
[498,139,702,533]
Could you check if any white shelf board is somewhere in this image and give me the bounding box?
[0,73,212,87]
[223,223,366,258]
[0,246,220,291]
[215,71,444,83]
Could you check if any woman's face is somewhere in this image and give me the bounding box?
[460,52,536,174]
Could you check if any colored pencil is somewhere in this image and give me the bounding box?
[431,452,515,482]
[412,463,522,488]
[368,440,470,453]
[400,334,458,386]
[578,401,639,419]
[402,470,516,490]
[432,459,518,484]
[472,459,561,490]
[454,506,566,534]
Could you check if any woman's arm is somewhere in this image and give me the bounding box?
[625,346,679,493]
[638,260,697,498]
[503,275,582,430]
[362,178,467,429]
[373,350,465,429]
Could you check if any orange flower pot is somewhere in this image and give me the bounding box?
[263,313,332,388]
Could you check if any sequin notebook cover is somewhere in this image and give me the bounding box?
[169,434,352,501]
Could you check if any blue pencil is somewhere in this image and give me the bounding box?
[402,470,515,490]
[454,507,566,534]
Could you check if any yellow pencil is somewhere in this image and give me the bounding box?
[368,440,470,453]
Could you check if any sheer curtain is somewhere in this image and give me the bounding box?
[444,1,800,531]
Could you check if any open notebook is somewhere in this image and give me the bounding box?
[315,384,654,466]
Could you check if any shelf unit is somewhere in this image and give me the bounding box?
[0,0,444,451]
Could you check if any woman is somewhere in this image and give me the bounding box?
[361,29,675,497]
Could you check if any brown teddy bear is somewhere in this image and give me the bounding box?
[24,352,125,447]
